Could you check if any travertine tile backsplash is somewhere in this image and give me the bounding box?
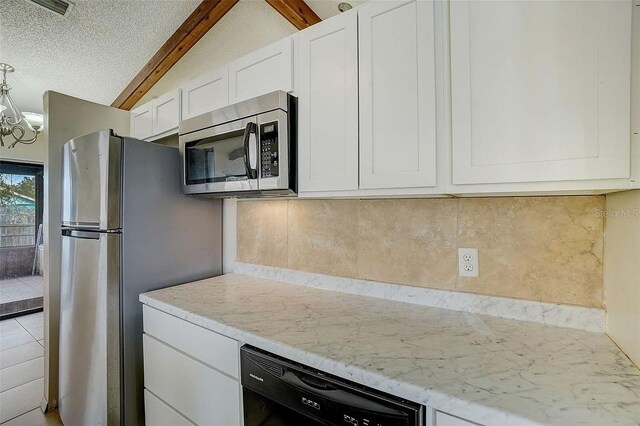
[237,196,604,307]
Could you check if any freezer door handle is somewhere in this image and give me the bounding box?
[62,229,101,239]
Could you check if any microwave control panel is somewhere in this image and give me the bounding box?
[260,121,279,178]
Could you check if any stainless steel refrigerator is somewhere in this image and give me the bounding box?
[58,130,222,426]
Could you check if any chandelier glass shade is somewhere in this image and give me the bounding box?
[0,63,44,148]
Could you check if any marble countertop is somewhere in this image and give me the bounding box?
[140,273,640,426]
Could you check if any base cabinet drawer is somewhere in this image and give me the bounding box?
[143,335,240,426]
[143,305,239,378]
[144,390,193,426]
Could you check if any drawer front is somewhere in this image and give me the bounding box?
[143,305,239,378]
[435,411,480,426]
[143,335,240,426]
[144,390,193,426]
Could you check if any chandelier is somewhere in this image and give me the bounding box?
[0,63,44,148]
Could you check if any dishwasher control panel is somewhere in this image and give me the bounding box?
[240,345,424,426]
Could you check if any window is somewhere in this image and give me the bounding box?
[0,162,43,248]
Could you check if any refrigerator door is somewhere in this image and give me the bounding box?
[62,130,122,230]
[59,230,121,426]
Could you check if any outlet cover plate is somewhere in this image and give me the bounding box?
[458,248,478,277]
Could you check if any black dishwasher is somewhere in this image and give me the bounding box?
[241,345,424,426]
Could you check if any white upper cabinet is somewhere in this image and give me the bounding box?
[130,89,181,141]
[449,0,632,186]
[152,88,181,137]
[130,103,153,140]
[359,0,438,190]
[297,10,359,192]
[181,66,229,121]
[228,37,294,104]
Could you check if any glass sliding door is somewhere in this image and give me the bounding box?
[0,160,44,319]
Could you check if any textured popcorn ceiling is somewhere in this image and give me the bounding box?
[0,0,200,114]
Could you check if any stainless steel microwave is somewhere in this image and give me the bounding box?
[179,91,297,197]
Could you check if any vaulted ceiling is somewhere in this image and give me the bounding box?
[0,0,203,114]
[0,0,363,116]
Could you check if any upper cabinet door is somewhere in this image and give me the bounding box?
[181,66,229,121]
[297,11,359,192]
[152,88,181,137]
[131,103,153,140]
[450,0,632,185]
[228,38,294,104]
[359,0,438,190]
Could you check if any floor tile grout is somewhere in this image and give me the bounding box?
[0,354,44,373]
[0,357,44,392]
[0,375,43,395]
[14,320,35,340]
[0,383,45,424]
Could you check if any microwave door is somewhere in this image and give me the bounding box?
[181,116,259,194]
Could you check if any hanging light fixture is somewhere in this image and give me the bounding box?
[0,63,44,148]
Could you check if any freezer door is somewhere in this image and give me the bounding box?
[59,230,121,426]
[62,130,122,230]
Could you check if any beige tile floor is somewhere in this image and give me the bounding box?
[0,312,62,425]
[0,277,43,304]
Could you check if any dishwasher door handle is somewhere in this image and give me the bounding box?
[281,370,404,416]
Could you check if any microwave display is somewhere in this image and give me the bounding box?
[260,121,279,178]
[185,129,249,185]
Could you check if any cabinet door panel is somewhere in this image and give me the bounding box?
[450,0,632,185]
[298,11,359,192]
[131,103,153,140]
[153,88,181,136]
[181,67,228,120]
[359,0,437,189]
[228,38,293,104]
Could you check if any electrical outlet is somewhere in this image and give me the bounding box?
[458,248,478,277]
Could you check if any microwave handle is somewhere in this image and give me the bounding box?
[243,122,258,179]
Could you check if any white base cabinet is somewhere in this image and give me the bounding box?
[144,390,193,426]
[142,305,241,426]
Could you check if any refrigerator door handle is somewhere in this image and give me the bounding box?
[62,229,101,239]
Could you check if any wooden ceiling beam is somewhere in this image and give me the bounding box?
[265,0,321,30]
[111,0,239,111]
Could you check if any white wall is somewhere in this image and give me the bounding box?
[604,190,640,367]
[0,130,47,164]
[42,91,130,410]
[136,0,297,107]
